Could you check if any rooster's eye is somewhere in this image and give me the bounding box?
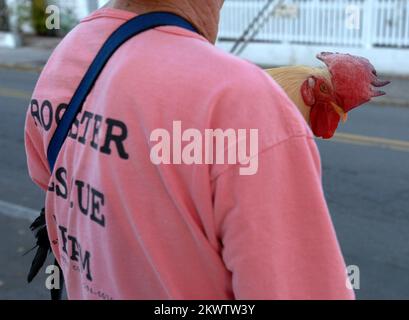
[320,83,329,93]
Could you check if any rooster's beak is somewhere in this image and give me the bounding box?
[331,102,348,123]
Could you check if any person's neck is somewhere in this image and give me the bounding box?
[105,0,221,43]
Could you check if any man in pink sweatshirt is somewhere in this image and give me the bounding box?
[24,0,354,300]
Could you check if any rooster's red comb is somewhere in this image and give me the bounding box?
[317,52,390,112]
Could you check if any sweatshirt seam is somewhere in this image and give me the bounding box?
[210,134,315,182]
[80,9,208,43]
[80,8,136,23]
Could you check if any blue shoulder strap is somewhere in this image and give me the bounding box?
[47,12,198,172]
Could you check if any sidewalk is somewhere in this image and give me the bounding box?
[0,36,60,72]
[0,213,49,299]
[1,37,408,107]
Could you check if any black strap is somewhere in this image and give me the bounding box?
[47,11,198,172]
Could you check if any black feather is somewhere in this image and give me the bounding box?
[30,208,46,230]
[27,208,51,283]
[27,246,50,283]
[51,259,64,300]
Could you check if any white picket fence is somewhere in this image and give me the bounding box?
[219,0,409,48]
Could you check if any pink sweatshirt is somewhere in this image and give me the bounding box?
[25,7,354,300]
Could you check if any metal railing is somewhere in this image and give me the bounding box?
[219,0,409,48]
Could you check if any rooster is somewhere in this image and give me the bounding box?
[265,52,390,139]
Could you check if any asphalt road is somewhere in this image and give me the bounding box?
[0,68,408,300]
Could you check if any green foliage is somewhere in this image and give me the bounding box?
[12,0,79,37]
[58,6,78,36]
[31,0,54,36]
[15,0,31,33]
